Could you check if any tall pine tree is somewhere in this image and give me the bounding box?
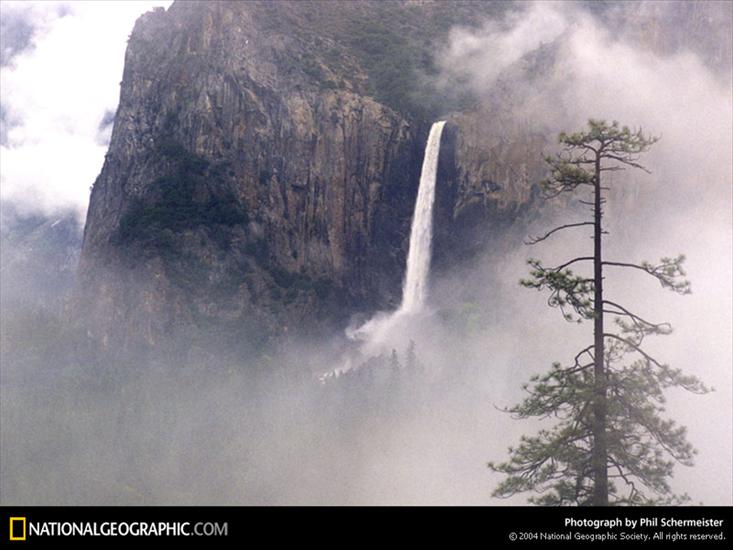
[489,120,709,506]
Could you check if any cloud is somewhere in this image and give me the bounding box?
[0,0,171,220]
[436,1,569,93]
[436,0,732,504]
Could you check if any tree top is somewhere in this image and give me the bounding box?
[559,119,660,155]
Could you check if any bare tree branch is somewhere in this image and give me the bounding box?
[550,256,594,272]
[603,258,690,294]
[602,333,666,370]
[525,222,594,245]
[602,300,672,333]
[601,153,652,173]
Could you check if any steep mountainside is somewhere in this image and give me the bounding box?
[76,1,515,353]
[76,0,731,354]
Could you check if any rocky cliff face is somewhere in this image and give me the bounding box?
[76,0,729,355]
[78,2,438,352]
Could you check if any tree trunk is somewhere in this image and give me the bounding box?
[592,155,608,505]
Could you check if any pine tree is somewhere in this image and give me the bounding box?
[489,120,709,506]
[387,348,401,376]
[405,339,420,372]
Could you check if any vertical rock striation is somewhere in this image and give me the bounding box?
[77,2,424,352]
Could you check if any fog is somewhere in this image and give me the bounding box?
[1,1,731,505]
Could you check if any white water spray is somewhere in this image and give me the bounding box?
[345,121,446,353]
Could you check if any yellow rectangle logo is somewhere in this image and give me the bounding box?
[9,517,26,541]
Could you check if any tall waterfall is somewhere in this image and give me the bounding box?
[398,120,446,314]
[345,121,446,352]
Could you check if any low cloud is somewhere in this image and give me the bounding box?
[436,1,569,93]
[0,1,171,220]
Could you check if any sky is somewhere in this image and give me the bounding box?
[0,0,171,220]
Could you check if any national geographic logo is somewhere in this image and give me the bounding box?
[9,517,27,541]
[3,517,227,540]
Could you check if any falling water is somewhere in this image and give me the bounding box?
[398,120,446,314]
[344,121,446,352]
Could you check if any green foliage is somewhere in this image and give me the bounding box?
[637,256,691,294]
[490,120,708,506]
[305,1,499,121]
[345,15,424,116]
[115,140,248,255]
[521,259,594,323]
[541,119,659,199]
[490,353,708,505]
[560,119,660,155]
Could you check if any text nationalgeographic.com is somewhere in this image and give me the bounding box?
[9,519,227,539]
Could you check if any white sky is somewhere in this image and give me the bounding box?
[0,0,172,220]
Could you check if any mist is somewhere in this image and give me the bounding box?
[1,1,731,506]
[432,1,733,504]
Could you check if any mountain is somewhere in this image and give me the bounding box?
[75,0,731,355]
[0,204,82,374]
[74,1,517,354]
[1,204,81,313]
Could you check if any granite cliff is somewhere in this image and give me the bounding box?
[76,0,731,354]
[76,1,522,353]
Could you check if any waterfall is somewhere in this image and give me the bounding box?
[345,121,446,352]
[397,120,446,314]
